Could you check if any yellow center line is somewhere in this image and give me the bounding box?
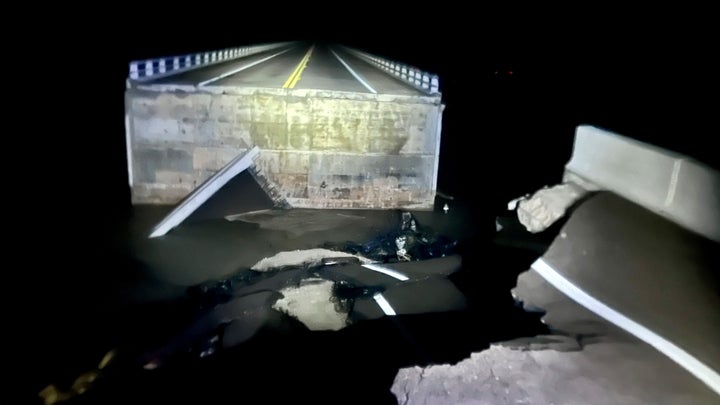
[282,45,315,89]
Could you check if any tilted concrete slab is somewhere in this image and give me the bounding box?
[149,146,260,238]
[533,192,720,394]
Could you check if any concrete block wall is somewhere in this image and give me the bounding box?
[126,87,443,209]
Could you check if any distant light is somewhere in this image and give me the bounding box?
[508,70,513,75]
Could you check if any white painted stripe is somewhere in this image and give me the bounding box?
[149,146,260,238]
[531,258,720,396]
[373,293,397,316]
[361,263,409,281]
[330,49,377,94]
[198,48,292,87]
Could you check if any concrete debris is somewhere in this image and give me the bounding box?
[272,278,348,331]
[391,340,718,405]
[516,182,588,233]
[506,195,528,211]
[251,248,371,272]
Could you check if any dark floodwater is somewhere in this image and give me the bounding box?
[20,196,552,405]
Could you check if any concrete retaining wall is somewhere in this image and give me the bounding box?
[126,87,443,209]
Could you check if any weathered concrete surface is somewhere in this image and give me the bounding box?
[250,248,370,271]
[272,278,347,331]
[563,125,720,242]
[126,87,443,209]
[392,337,717,405]
[516,182,588,233]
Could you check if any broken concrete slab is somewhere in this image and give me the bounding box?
[392,336,718,405]
[516,182,588,233]
[272,278,347,331]
[532,192,720,388]
[251,248,371,272]
[149,146,261,238]
[392,191,720,404]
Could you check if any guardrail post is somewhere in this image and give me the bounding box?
[129,62,139,79]
[128,41,293,82]
[339,45,441,95]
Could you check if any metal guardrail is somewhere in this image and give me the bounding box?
[341,46,440,95]
[128,42,293,81]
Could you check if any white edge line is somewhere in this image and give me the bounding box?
[124,113,133,187]
[531,258,720,396]
[198,48,292,87]
[373,293,397,316]
[362,263,409,281]
[330,49,377,94]
[149,146,260,238]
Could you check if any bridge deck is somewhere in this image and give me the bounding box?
[144,43,424,96]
